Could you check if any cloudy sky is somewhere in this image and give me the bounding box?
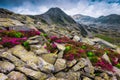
[0,0,120,17]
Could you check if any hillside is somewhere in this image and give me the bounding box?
[0,8,120,80]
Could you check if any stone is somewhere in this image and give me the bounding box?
[102,54,111,64]
[94,76,103,80]
[55,72,67,78]
[10,45,39,70]
[66,71,80,80]
[38,57,54,73]
[16,67,47,80]
[0,73,8,80]
[41,53,57,64]
[27,39,39,44]
[54,59,66,72]
[113,67,120,77]
[67,59,77,67]
[73,35,81,42]
[84,66,95,77]
[0,52,25,67]
[54,43,65,51]
[30,44,42,50]
[83,77,91,80]
[58,51,64,58]
[47,76,57,80]
[34,47,48,55]
[100,73,110,80]
[28,35,40,40]
[72,58,87,71]
[0,61,15,73]
[7,71,27,80]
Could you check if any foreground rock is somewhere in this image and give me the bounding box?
[54,59,66,72]
[8,71,27,80]
[16,67,47,80]
[0,73,8,80]
[0,61,15,73]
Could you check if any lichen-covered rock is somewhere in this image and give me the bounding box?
[34,47,48,55]
[83,77,91,80]
[10,45,39,70]
[16,67,47,80]
[100,73,110,80]
[27,39,39,45]
[67,59,77,67]
[7,71,27,80]
[84,66,95,77]
[72,58,87,71]
[39,57,54,73]
[41,53,57,64]
[0,73,8,80]
[47,76,57,80]
[66,71,80,80]
[58,51,64,58]
[0,52,25,67]
[94,76,103,80]
[54,59,66,72]
[55,72,67,78]
[0,61,15,73]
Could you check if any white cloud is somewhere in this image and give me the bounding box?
[11,0,120,17]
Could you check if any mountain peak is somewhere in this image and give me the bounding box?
[40,7,76,25]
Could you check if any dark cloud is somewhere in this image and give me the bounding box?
[0,0,120,17]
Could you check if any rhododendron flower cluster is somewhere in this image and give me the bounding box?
[0,37,27,47]
[0,29,40,48]
[96,58,114,72]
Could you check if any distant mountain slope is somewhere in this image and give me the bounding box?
[96,14,120,25]
[72,14,95,24]
[72,14,120,25]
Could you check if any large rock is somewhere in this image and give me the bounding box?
[66,71,80,80]
[39,57,54,73]
[94,76,103,80]
[83,77,91,80]
[41,53,57,64]
[7,71,27,80]
[100,73,110,80]
[67,59,77,68]
[84,66,95,77]
[57,51,64,58]
[10,45,40,70]
[10,45,54,73]
[55,72,67,78]
[54,59,66,72]
[0,73,8,80]
[16,67,47,80]
[55,71,80,80]
[72,58,87,71]
[0,52,25,67]
[0,61,15,73]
